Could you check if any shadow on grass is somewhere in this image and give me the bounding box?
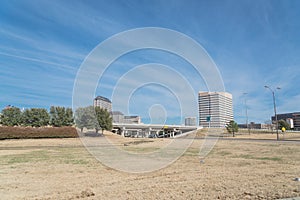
[84,132,103,137]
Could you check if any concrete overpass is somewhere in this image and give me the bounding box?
[112,123,200,138]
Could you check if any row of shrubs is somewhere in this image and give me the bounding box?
[0,126,78,140]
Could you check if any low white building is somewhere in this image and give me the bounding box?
[111,111,141,124]
[124,115,141,124]
[111,111,124,123]
[185,117,196,126]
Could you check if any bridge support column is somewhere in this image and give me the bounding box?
[121,127,125,137]
[146,128,152,138]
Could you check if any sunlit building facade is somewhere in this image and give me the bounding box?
[93,96,112,112]
[198,92,233,128]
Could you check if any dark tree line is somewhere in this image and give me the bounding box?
[23,108,50,127]
[0,107,22,126]
[49,106,74,127]
[1,105,113,133]
[0,106,74,127]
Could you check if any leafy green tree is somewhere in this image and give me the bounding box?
[49,106,59,126]
[49,106,74,127]
[74,107,85,132]
[226,120,239,137]
[278,119,290,130]
[0,107,22,126]
[95,107,112,134]
[22,108,50,127]
[65,108,74,126]
[75,106,99,132]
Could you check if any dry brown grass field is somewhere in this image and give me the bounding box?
[0,131,300,200]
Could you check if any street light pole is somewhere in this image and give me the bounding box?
[264,86,281,140]
[243,93,250,134]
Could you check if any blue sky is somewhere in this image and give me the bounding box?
[1,0,300,124]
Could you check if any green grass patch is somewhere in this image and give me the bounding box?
[0,147,92,166]
[124,140,154,145]
[236,161,252,167]
[217,151,232,156]
[50,147,92,165]
[235,154,282,161]
[1,150,50,165]
[63,159,89,165]
[123,146,160,153]
[184,148,199,156]
[258,157,282,161]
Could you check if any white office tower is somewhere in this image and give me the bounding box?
[198,92,233,128]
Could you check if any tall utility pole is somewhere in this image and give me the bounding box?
[243,93,250,134]
[264,86,281,140]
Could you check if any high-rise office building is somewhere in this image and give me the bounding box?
[198,92,233,128]
[94,96,112,112]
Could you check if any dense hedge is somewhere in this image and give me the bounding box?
[0,126,78,139]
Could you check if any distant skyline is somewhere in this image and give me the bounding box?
[1,0,300,124]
